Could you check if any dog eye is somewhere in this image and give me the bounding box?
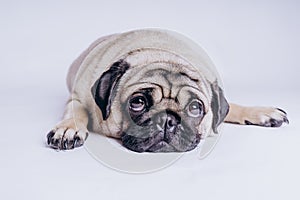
[129,96,146,112]
[187,100,203,117]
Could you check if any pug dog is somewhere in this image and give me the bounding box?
[46,29,288,152]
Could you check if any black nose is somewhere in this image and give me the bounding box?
[156,110,180,143]
[165,114,178,133]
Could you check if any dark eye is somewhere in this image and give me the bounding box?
[129,95,147,112]
[187,100,203,117]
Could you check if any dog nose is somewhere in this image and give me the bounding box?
[154,111,180,143]
[156,111,180,130]
[164,112,180,143]
[165,114,178,133]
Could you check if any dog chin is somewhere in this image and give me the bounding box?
[121,130,201,153]
[146,141,177,152]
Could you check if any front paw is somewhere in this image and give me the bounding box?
[244,108,289,127]
[47,127,88,150]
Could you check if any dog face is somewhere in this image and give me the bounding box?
[120,64,205,152]
[92,56,229,153]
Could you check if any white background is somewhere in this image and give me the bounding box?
[1,0,299,199]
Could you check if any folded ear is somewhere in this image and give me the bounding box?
[91,60,130,120]
[210,81,229,133]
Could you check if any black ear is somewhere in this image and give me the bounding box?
[210,81,229,133]
[91,60,130,120]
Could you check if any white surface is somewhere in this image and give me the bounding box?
[1,0,299,200]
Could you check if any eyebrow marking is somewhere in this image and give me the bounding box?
[179,72,199,82]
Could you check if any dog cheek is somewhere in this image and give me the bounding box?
[198,110,214,138]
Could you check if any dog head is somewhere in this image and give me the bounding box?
[91,50,229,153]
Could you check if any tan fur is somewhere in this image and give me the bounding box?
[47,29,288,150]
[225,103,288,126]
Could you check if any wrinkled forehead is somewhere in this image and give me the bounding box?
[119,62,210,109]
[114,48,215,106]
[135,63,198,87]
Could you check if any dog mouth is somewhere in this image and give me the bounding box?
[121,130,164,152]
[146,133,201,152]
[121,129,201,153]
[147,141,176,152]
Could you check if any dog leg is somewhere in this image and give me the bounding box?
[224,103,289,127]
[47,97,89,150]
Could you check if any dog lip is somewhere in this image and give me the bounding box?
[121,130,165,152]
[186,134,201,151]
[147,141,169,152]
